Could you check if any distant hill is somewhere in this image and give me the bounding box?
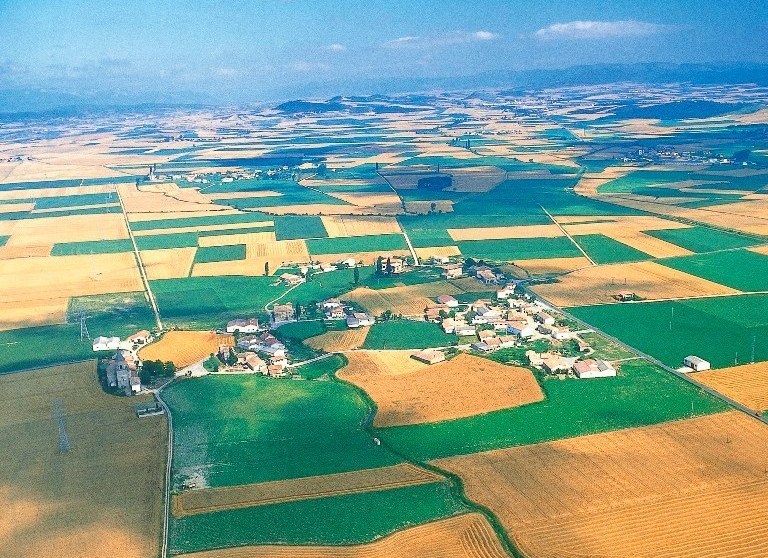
[275,100,348,113]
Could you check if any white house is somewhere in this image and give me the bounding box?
[573,359,617,379]
[684,355,711,372]
[411,349,446,365]
[455,324,477,337]
[347,313,375,328]
[440,263,464,279]
[226,318,260,334]
[535,312,555,326]
[93,336,120,352]
[507,320,536,339]
[436,294,459,308]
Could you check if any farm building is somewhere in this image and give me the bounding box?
[456,323,477,336]
[507,320,536,339]
[542,354,575,374]
[478,329,497,341]
[128,330,151,346]
[280,273,305,286]
[616,291,636,302]
[226,318,260,334]
[106,350,142,395]
[272,303,296,325]
[477,269,499,285]
[684,355,711,372]
[535,312,555,326]
[411,349,446,365]
[93,336,120,352]
[244,353,267,373]
[437,294,459,307]
[497,285,516,299]
[347,312,375,328]
[430,255,450,264]
[440,263,464,279]
[573,359,617,379]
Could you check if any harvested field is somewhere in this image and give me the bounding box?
[0,297,69,330]
[321,215,402,238]
[305,327,370,352]
[344,279,481,317]
[197,231,276,247]
[436,411,768,558]
[192,239,309,277]
[0,361,166,558]
[139,330,233,368]
[694,362,768,412]
[414,245,462,259]
[4,212,128,248]
[0,201,34,212]
[129,209,243,222]
[325,191,403,212]
[173,512,507,558]
[404,200,454,214]
[531,260,739,307]
[140,247,197,280]
[118,182,228,214]
[448,224,563,241]
[446,166,507,192]
[0,183,115,201]
[513,256,592,275]
[0,252,143,328]
[339,352,544,427]
[173,464,443,517]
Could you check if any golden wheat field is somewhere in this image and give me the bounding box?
[0,362,166,558]
[436,411,768,558]
[173,464,443,517]
[343,278,482,316]
[173,513,508,558]
[694,363,768,413]
[320,215,402,237]
[339,352,544,427]
[140,247,197,280]
[305,327,370,352]
[139,330,233,367]
[448,224,563,241]
[530,260,739,306]
[512,256,592,276]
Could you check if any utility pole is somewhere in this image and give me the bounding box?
[752,335,756,363]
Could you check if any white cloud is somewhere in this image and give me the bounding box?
[535,20,669,40]
[326,43,346,52]
[383,30,499,49]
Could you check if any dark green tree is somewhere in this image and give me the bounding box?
[353,266,360,285]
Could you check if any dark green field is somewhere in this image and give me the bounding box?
[570,294,768,368]
[646,226,763,253]
[168,482,465,554]
[457,236,581,261]
[660,249,768,291]
[193,244,246,263]
[574,234,651,264]
[363,320,457,350]
[50,238,134,256]
[379,360,727,461]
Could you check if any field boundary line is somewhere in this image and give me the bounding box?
[115,184,163,329]
[539,204,596,266]
[154,378,176,558]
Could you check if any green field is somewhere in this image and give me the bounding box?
[363,320,457,350]
[646,226,763,253]
[51,238,135,256]
[660,249,768,291]
[193,243,246,263]
[163,375,402,488]
[574,234,651,264]
[32,192,117,209]
[274,215,328,240]
[571,294,768,368]
[168,482,465,554]
[307,234,408,255]
[0,235,8,247]
[379,360,727,461]
[135,232,199,250]
[151,276,287,328]
[273,320,329,360]
[457,236,581,261]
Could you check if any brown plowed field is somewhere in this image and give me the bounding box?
[694,362,768,413]
[173,463,443,517]
[305,327,370,352]
[139,330,233,368]
[339,352,543,427]
[173,513,508,558]
[436,411,768,558]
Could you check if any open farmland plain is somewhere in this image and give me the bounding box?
[3,81,768,558]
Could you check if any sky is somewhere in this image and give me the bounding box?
[1,0,767,104]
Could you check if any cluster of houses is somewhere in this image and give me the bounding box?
[319,298,375,329]
[93,330,153,396]
[222,317,291,377]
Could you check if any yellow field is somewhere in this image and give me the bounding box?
[530,260,739,306]
[118,182,229,214]
[196,230,276,247]
[343,279,480,317]
[140,248,197,280]
[133,220,273,237]
[0,361,166,558]
[173,464,443,517]
[447,224,563,241]
[339,352,543,427]
[694,362,768,413]
[249,203,386,216]
[128,209,243,222]
[0,252,144,329]
[174,513,508,558]
[326,191,403,212]
[305,327,370,352]
[414,246,462,259]
[0,184,115,201]
[320,215,402,237]
[437,411,768,558]
[139,330,233,368]
[2,212,128,247]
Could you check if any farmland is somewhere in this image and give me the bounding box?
[139,330,234,368]
[338,352,543,427]
[693,362,768,412]
[0,361,166,558]
[573,233,651,264]
[436,411,768,558]
[362,320,457,350]
[660,249,768,291]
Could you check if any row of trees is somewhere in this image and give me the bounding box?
[139,360,176,385]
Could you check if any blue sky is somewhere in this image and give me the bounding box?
[1,0,767,102]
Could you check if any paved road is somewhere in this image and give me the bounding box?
[539,204,596,266]
[152,379,176,558]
